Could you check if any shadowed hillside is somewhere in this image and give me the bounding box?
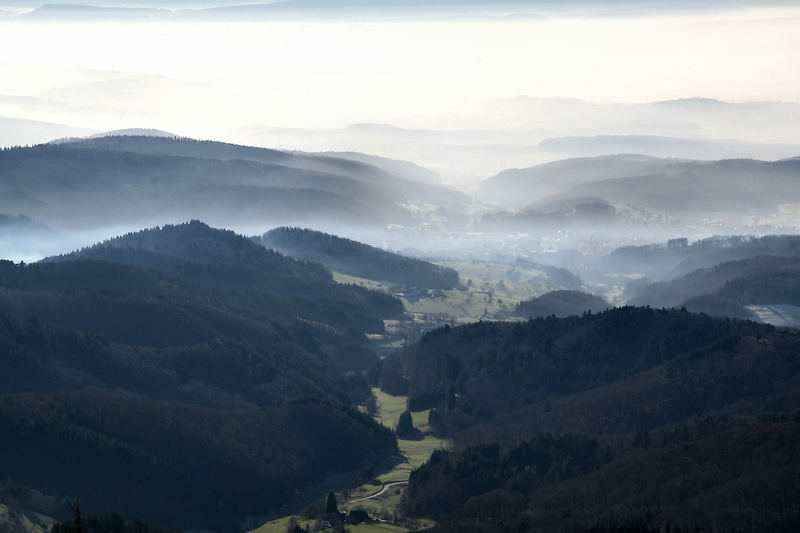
[261,226,460,289]
[515,290,609,318]
[0,221,404,530]
[376,307,800,531]
[479,156,800,227]
[0,137,467,231]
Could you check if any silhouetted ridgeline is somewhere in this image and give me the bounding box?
[35,220,403,343]
[514,290,608,318]
[261,226,460,289]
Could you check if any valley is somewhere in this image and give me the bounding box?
[252,388,446,533]
[2,7,800,528]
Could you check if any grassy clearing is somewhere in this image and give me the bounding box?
[370,388,450,483]
[400,260,562,321]
[332,271,394,292]
[348,481,384,500]
[336,260,562,354]
[345,484,405,516]
[251,389,446,533]
[333,261,561,322]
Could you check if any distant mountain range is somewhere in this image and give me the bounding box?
[606,234,800,281]
[0,117,94,148]
[538,134,800,162]
[221,97,800,183]
[87,128,177,139]
[10,0,795,20]
[0,135,466,232]
[479,154,800,226]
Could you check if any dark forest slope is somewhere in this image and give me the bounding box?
[514,290,609,318]
[260,226,459,289]
[36,221,403,343]
[404,415,800,532]
[0,222,404,529]
[0,312,397,530]
[380,307,799,440]
[383,307,800,531]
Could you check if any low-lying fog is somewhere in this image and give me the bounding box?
[2,3,800,302]
[2,5,800,183]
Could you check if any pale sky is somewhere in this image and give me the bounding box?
[1,6,799,135]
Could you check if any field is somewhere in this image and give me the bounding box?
[254,261,554,532]
[251,389,447,533]
[400,260,559,320]
[334,260,564,322]
[369,388,450,483]
[335,261,567,355]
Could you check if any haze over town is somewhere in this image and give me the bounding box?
[2,2,800,533]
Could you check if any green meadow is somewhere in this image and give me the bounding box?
[252,389,447,533]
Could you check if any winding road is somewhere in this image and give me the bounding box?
[347,481,408,503]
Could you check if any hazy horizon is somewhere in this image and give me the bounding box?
[1,5,799,137]
[2,1,800,255]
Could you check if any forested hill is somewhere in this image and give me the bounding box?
[606,234,800,281]
[379,307,800,441]
[0,137,466,231]
[51,220,332,292]
[628,255,800,319]
[0,221,404,529]
[260,226,460,289]
[479,155,800,224]
[69,135,465,203]
[0,312,397,530]
[388,307,800,531]
[514,290,608,318]
[0,136,465,231]
[404,414,800,532]
[30,222,404,347]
